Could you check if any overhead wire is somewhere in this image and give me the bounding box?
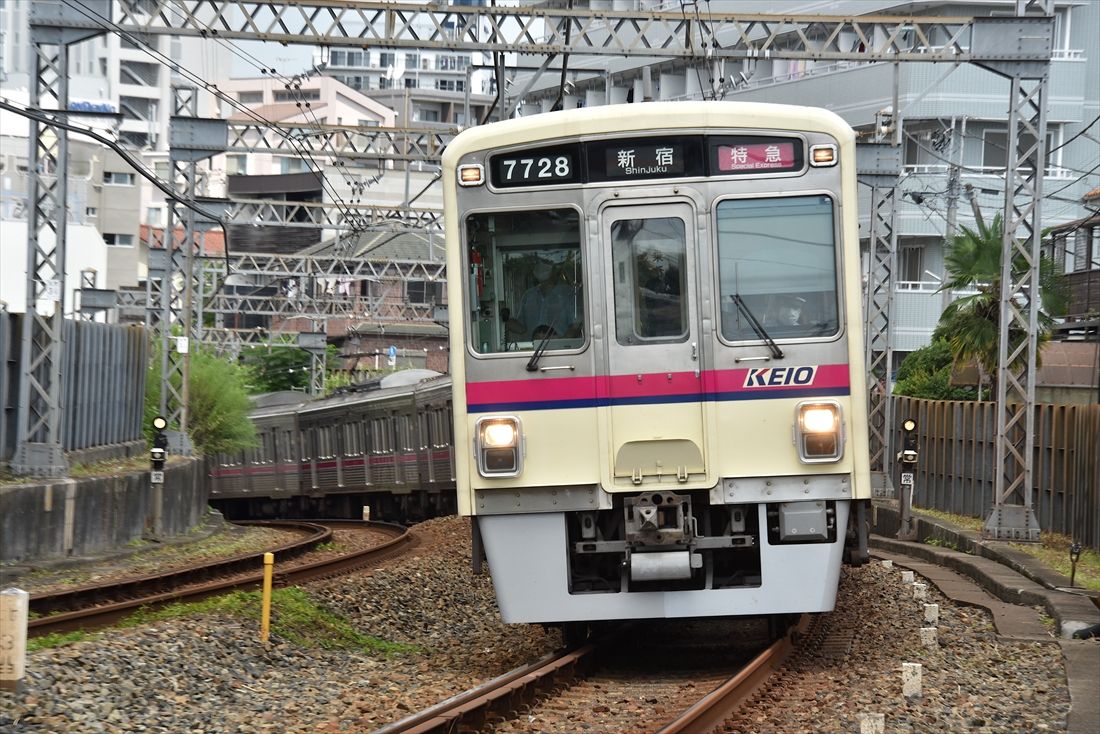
[60,0,361,235]
[163,0,385,212]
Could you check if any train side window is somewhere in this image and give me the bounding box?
[716,195,839,341]
[611,216,688,344]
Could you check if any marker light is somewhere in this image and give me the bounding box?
[458,164,485,186]
[796,401,844,463]
[903,418,917,432]
[475,416,523,476]
[152,415,168,430]
[809,144,838,167]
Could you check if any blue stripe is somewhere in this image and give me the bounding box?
[468,386,852,414]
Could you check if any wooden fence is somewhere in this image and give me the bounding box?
[891,396,1100,551]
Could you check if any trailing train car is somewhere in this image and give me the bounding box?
[442,102,872,626]
[208,370,456,521]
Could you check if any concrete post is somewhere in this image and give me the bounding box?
[0,588,29,693]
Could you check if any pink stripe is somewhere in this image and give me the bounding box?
[468,365,850,403]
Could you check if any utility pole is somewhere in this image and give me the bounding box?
[941,117,965,314]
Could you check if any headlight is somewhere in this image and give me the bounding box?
[796,401,843,463]
[481,421,517,448]
[475,416,523,477]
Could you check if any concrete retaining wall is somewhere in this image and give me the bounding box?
[0,459,207,565]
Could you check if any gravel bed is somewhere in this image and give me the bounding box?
[1,516,1072,733]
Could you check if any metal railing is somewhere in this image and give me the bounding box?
[891,396,1100,550]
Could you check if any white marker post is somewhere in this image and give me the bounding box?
[0,588,30,693]
[901,570,915,584]
[924,603,940,625]
[881,560,893,569]
[902,662,922,698]
[920,627,938,647]
[858,713,886,734]
[913,582,928,600]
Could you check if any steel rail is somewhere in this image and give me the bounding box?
[28,520,409,637]
[655,614,812,734]
[29,521,331,617]
[375,642,597,734]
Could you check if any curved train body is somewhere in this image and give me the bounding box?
[208,370,456,521]
[443,102,871,624]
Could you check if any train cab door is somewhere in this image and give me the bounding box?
[599,201,709,489]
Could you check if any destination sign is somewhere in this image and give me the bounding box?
[603,143,685,179]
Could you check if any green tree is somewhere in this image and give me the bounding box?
[933,213,1068,387]
[144,345,257,455]
[893,339,977,400]
[240,344,312,393]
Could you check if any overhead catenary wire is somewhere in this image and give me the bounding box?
[162,0,384,204]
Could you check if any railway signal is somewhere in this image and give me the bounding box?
[898,418,919,540]
[150,415,168,485]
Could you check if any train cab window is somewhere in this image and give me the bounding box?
[465,208,585,354]
[716,195,839,341]
[610,216,688,344]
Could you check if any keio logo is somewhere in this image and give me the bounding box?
[743,366,818,388]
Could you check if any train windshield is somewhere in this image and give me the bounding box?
[716,195,839,341]
[465,208,585,354]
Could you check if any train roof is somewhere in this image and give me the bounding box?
[295,370,449,416]
[442,101,854,167]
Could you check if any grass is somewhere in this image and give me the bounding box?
[29,587,418,654]
[913,505,1100,591]
[923,537,961,552]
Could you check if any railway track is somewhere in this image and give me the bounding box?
[378,616,811,734]
[28,520,411,637]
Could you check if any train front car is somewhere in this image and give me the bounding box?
[443,102,871,625]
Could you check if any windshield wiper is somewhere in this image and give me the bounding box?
[526,331,555,372]
[731,294,784,360]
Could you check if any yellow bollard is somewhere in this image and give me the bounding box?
[260,552,274,643]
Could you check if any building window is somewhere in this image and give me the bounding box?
[405,53,419,69]
[379,52,396,69]
[418,109,440,122]
[407,280,443,305]
[435,79,465,92]
[226,154,247,175]
[85,207,98,218]
[103,233,135,247]
[358,118,379,128]
[898,245,924,282]
[147,207,161,226]
[153,161,169,179]
[1091,225,1100,271]
[273,88,320,102]
[982,129,1051,171]
[238,91,263,104]
[279,157,311,174]
[436,55,470,71]
[103,171,135,186]
[404,78,418,89]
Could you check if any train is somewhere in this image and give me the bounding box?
[208,369,457,521]
[212,100,872,633]
[443,102,871,626]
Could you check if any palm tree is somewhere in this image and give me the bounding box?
[932,213,1068,390]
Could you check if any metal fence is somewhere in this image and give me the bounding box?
[0,313,148,462]
[891,396,1100,551]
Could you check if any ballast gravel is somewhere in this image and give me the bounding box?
[0,516,1072,733]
